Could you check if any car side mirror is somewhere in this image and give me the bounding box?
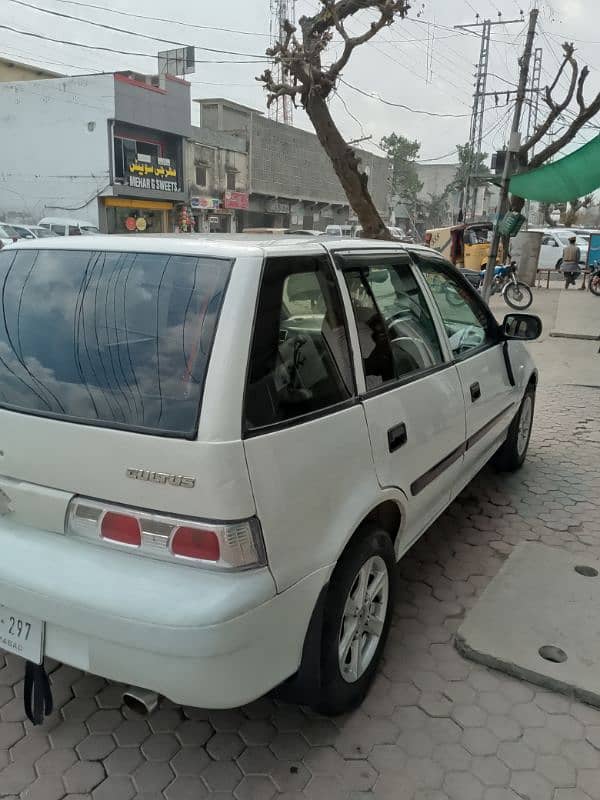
[503,313,542,341]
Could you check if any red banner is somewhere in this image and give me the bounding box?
[224,191,249,210]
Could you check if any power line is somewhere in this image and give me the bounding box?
[0,23,269,63]
[7,0,267,59]
[339,78,471,118]
[48,0,270,37]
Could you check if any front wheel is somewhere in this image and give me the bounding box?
[589,270,600,296]
[314,526,396,715]
[503,281,533,310]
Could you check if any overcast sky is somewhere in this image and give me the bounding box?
[3,0,600,164]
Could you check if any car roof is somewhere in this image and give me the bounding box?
[5,233,437,260]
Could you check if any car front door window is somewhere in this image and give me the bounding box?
[418,260,497,357]
[342,258,444,391]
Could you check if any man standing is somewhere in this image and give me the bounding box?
[561,236,581,288]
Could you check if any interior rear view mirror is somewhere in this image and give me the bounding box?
[503,313,542,341]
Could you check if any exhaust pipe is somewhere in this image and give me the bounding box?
[122,686,159,715]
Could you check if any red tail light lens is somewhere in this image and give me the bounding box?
[101,512,141,547]
[171,527,220,561]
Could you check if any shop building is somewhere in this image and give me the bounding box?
[185,127,249,233]
[0,71,189,233]
[195,98,390,231]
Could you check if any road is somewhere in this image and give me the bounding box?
[0,286,599,800]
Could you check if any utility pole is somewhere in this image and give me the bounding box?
[455,16,523,221]
[482,8,539,301]
[524,47,543,226]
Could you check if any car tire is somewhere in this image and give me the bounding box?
[313,526,396,715]
[493,386,535,472]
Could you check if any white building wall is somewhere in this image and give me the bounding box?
[0,75,115,226]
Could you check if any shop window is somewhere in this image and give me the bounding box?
[195,165,207,187]
[226,172,236,191]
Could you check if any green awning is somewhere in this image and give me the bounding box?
[510,135,600,202]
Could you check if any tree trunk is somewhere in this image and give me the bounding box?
[304,91,392,240]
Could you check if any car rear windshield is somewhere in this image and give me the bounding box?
[0,249,232,437]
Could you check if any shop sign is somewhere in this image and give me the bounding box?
[223,191,249,210]
[191,196,220,210]
[208,216,220,224]
[266,198,290,215]
[128,158,179,192]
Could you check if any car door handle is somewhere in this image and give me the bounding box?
[470,382,481,402]
[388,422,407,453]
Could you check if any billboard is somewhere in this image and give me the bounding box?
[158,47,195,77]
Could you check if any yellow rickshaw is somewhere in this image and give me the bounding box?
[425,222,503,269]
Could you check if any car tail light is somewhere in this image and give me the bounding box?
[101,512,141,547]
[66,498,266,571]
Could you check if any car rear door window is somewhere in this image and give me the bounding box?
[52,225,66,235]
[0,249,231,437]
[244,255,354,432]
[341,256,444,391]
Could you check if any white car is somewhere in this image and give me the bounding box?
[8,223,58,240]
[38,217,100,236]
[0,235,540,717]
[0,222,24,247]
[536,228,588,269]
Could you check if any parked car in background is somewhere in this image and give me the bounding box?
[284,229,323,236]
[9,224,59,239]
[324,224,355,237]
[353,226,407,241]
[0,222,24,247]
[38,217,100,236]
[0,235,540,716]
[533,228,589,269]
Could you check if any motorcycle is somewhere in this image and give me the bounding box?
[589,261,600,296]
[479,261,533,310]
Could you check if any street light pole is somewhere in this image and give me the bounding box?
[481,7,539,302]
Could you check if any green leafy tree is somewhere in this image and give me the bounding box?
[422,191,450,229]
[447,143,492,199]
[380,133,423,214]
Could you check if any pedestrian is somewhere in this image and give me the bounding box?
[561,235,581,289]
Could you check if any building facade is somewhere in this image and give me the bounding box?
[185,127,249,233]
[0,71,190,233]
[0,55,60,82]
[195,98,390,231]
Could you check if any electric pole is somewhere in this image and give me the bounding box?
[455,16,524,221]
[482,7,539,301]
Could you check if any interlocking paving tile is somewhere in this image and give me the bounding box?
[0,386,599,798]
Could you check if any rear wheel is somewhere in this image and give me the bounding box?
[589,270,600,296]
[493,387,535,471]
[313,526,396,715]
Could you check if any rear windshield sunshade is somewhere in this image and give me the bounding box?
[0,249,232,438]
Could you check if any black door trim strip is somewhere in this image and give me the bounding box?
[410,402,516,497]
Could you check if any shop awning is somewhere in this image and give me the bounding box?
[510,134,600,202]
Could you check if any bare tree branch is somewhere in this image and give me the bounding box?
[528,65,600,169]
[520,43,578,158]
[257,0,410,239]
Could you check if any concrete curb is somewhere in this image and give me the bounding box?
[550,331,600,340]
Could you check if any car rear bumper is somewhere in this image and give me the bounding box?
[0,520,327,707]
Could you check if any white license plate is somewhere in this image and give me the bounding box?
[0,605,44,664]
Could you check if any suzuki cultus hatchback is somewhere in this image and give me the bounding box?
[0,235,540,718]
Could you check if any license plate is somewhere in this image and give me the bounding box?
[0,605,44,664]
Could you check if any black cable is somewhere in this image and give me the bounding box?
[0,23,268,63]
[8,0,268,59]
[51,0,270,38]
[339,78,471,119]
